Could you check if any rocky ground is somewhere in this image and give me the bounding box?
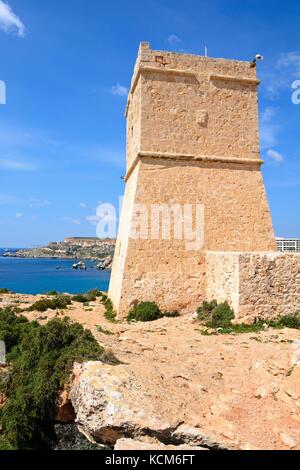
[1,293,300,450]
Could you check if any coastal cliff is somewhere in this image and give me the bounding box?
[3,237,115,262]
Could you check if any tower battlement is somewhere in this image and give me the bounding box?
[125,42,262,178]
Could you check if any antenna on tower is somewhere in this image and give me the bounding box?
[204,46,208,57]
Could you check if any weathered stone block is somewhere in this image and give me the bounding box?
[206,252,300,322]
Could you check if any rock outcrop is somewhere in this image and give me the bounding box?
[3,294,300,451]
[114,439,207,451]
[55,389,76,424]
[70,362,217,449]
[69,315,300,450]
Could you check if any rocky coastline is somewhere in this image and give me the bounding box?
[2,238,116,267]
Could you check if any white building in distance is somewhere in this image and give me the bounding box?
[276,238,300,253]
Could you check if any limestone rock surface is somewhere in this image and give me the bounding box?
[69,316,300,450]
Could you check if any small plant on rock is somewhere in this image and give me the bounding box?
[72,294,89,304]
[28,295,72,313]
[196,300,218,322]
[100,349,122,365]
[46,291,58,296]
[127,302,162,322]
[197,300,234,328]
[208,302,234,328]
[0,288,10,294]
[163,310,180,318]
[268,312,300,330]
[86,289,102,301]
[96,325,115,336]
[102,298,117,323]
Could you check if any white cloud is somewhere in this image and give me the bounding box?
[168,34,182,46]
[86,215,99,226]
[111,83,128,97]
[0,0,25,37]
[0,159,36,171]
[260,108,285,164]
[29,198,51,208]
[277,51,300,76]
[81,144,125,170]
[260,124,278,149]
[0,193,18,204]
[260,107,280,150]
[80,202,87,208]
[15,212,23,219]
[62,217,81,225]
[267,149,284,164]
[261,51,300,99]
[261,107,276,124]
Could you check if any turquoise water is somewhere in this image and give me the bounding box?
[0,250,111,294]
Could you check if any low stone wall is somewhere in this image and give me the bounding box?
[206,252,300,323]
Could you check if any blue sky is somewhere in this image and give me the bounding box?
[0,0,299,247]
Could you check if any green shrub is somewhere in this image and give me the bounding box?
[0,308,36,352]
[0,288,10,294]
[127,302,162,322]
[71,290,103,303]
[86,289,102,301]
[100,349,122,365]
[163,310,180,318]
[268,313,300,330]
[46,291,58,296]
[96,326,114,336]
[126,303,180,323]
[217,321,265,335]
[197,300,218,321]
[0,309,103,450]
[28,296,72,312]
[103,298,117,323]
[0,436,15,450]
[198,300,300,334]
[208,302,234,328]
[72,294,89,304]
[197,300,234,328]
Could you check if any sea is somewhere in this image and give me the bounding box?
[0,248,111,295]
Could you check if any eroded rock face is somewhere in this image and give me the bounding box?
[70,356,300,450]
[4,295,300,450]
[70,362,183,447]
[114,439,207,451]
[69,316,300,450]
[53,424,106,451]
[55,389,76,424]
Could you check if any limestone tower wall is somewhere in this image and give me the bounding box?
[109,42,277,318]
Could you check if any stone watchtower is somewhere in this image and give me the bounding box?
[109,42,277,318]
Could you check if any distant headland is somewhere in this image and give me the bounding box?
[3,237,116,267]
